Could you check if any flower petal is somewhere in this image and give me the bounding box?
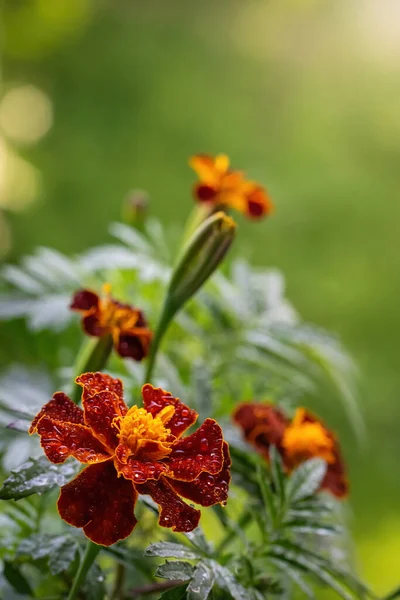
[81,390,127,451]
[136,477,200,532]
[114,455,168,484]
[233,402,289,456]
[141,384,197,438]
[117,331,151,361]
[70,289,100,311]
[245,186,273,219]
[58,461,138,546]
[82,313,106,337]
[76,372,124,402]
[194,183,218,202]
[323,458,349,499]
[169,441,231,507]
[29,392,84,434]
[167,419,224,482]
[189,154,221,184]
[35,416,110,464]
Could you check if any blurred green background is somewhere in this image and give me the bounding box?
[1,0,400,592]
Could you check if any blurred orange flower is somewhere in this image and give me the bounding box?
[189,153,273,219]
[30,373,231,546]
[70,285,152,361]
[233,402,348,498]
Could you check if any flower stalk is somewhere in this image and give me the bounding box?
[70,334,113,404]
[67,541,101,600]
[144,211,236,382]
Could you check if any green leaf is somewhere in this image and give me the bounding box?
[211,562,252,600]
[269,557,315,599]
[256,463,277,531]
[184,527,213,555]
[191,361,213,422]
[3,561,33,595]
[158,584,188,599]
[286,458,327,503]
[187,561,215,600]
[384,587,400,600]
[269,446,286,508]
[83,563,106,600]
[18,533,79,575]
[0,456,80,500]
[145,542,201,560]
[156,561,195,582]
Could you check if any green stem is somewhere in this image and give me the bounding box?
[144,299,175,384]
[70,334,114,404]
[67,541,101,600]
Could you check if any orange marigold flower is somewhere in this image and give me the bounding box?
[70,285,152,361]
[233,403,348,499]
[189,153,274,219]
[29,373,231,546]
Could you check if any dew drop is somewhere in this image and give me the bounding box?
[200,438,209,452]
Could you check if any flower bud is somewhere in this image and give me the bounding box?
[167,211,236,312]
[122,189,149,230]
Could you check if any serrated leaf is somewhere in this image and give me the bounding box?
[0,456,79,499]
[187,561,215,600]
[3,561,33,595]
[286,458,327,503]
[156,561,195,582]
[18,533,79,575]
[145,542,201,560]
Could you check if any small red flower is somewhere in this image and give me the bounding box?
[233,403,348,498]
[29,373,231,546]
[70,285,152,361]
[189,154,274,219]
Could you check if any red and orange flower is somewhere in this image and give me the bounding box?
[233,403,348,498]
[70,285,152,361]
[29,372,231,546]
[189,153,273,219]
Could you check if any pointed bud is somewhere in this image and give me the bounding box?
[168,211,236,311]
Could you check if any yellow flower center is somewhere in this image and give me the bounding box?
[99,284,140,332]
[282,409,335,465]
[112,405,175,461]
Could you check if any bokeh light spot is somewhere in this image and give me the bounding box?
[0,85,53,145]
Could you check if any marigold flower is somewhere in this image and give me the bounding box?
[29,373,231,546]
[189,153,273,219]
[70,285,152,361]
[233,403,348,498]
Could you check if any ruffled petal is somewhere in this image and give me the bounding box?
[70,290,100,312]
[29,392,84,434]
[117,331,151,361]
[233,402,288,456]
[141,384,197,438]
[169,441,231,507]
[167,419,224,482]
[35,416,110,464]
[58,461,138,546]
[114,455,168,484]
[136,477,200,532]
[81,390,127,451]
[76,372,124,403]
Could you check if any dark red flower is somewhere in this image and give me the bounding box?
[70,285,152,361]
[30,373,231,546]
[233,403,348,499]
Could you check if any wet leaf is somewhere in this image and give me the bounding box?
[145,542,201,560]
[286,458,327,502]
[0,456,79,499]
[156,561,195,582]
[187,561,215,600]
